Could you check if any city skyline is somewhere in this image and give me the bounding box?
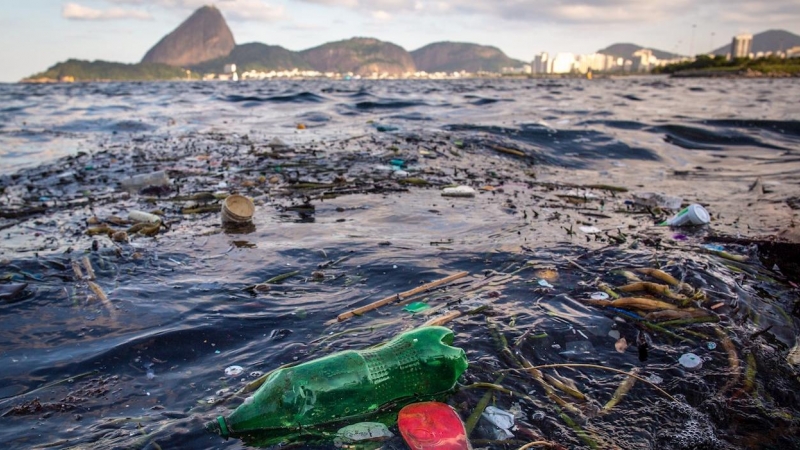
[2,0,800,82]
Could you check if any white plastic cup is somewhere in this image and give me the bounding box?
[661,204,710,226]
[221,194,255,227]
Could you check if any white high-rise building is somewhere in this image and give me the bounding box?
[730,34,753,59]
[533,52,551,74]
[551,53,576,74]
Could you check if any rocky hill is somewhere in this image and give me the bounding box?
[597,43,682,61]
[191,43,312,73]
[141,5,235,67]
[711,29,800,56]
[411,42,524,73]
[300,38,416,76]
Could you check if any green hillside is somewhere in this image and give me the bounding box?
[191,43,312,74]
[25,59,193,82]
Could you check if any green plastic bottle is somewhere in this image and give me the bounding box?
[205,326,468,444]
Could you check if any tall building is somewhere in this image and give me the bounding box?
[730,34,753,59]
[533,52,551,74]
[632,49,656,72]
[551,53,576,74]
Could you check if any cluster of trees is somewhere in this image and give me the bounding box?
[654,55,800,75]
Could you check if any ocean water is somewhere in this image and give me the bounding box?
[0,78,799,449]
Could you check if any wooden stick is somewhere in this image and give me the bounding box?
[87,281,115,317]
[71,260,84,281]
[337,271,469,322]
[82,256,96,281]
[489,144,525,157]
[423,310,462,327]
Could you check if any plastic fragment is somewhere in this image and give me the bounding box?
[399,402,469,450]
[403,302,431,313]
[224,365,244,377]
[579,226,602,234]
[442,186,476,197]
[335,422,393,445]
[679,353,703,370]
[660,204,710,226]
[478,406,515,440]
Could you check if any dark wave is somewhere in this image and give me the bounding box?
[467,97,511,106]
[653,124,788,150]
[388,112,432,121]
[577,120,649,130]
[444,123,660,168]
[351,99,430,110]
[700,119,800,138]
[53,119,154,133]
[223,91,326,104]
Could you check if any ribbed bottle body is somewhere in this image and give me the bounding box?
[208,326,467,440]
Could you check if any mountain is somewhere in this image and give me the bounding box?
[142,5,235,67]
[299,38,415,76]
[23,59,191,82]
[191,43,312,73]
[597,43,682,61]
[711,29,800,55]
[411,42,525,73]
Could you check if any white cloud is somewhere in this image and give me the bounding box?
[223,0,285,21]
[371,10,391,21]
[104,0,286,22]
[62,2,153,20]
[291,0,800,26]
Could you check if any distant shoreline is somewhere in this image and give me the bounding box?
[17,72,798,83]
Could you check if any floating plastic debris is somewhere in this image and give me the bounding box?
[441,186,476,198]
[403,302,431,313]
[614,337,628,353]
[706,342,717,350]
[224,365,244,377]
[703,244,725,252]
[478,406,515,440]
[398,402,469,450]
[335,422,393,446]
[590,291,610,300]
[579,226,602,234]
[660,204,710,226]
[538,279,554,288]
[678,353,703,370]
[646,374,663,384]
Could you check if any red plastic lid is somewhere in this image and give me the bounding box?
[398,402,470,450]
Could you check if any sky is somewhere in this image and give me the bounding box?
[1,0,800,82]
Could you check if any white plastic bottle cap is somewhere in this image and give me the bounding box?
[685,204,710,225]
[663,203,710,226]
[679,353,703,370]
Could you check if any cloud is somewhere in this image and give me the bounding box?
[291,0,800,25]
[222,0,285,21]
[104,0,286,22]
[62,2,153,20]
[371,10,391,21]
